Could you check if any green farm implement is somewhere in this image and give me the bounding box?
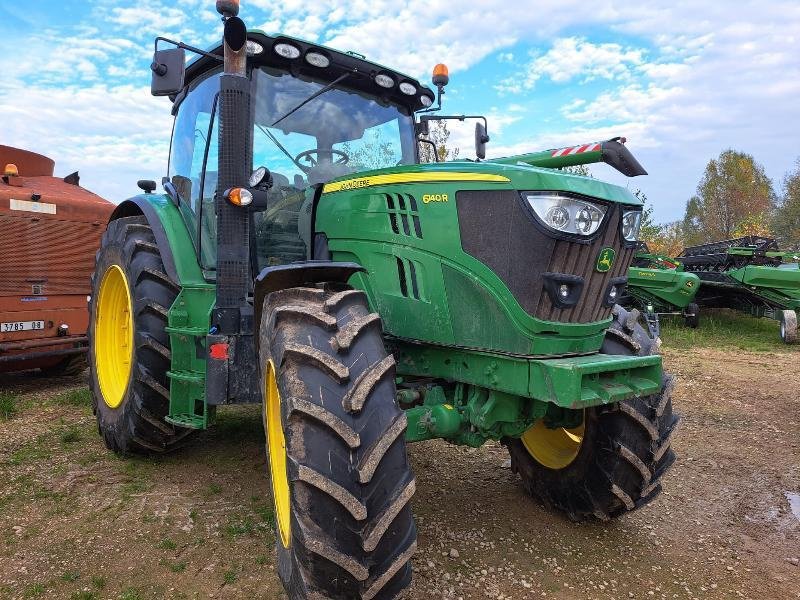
[623,243,701,334]
[677,236,800,343]
[88,3,679,598]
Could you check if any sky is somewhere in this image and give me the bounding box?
[1,0,798,223]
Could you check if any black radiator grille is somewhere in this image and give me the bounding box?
[534,215,634,323]
[457,190,634,325]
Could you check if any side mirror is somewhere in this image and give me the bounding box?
[137,179,156,194]
[151,48,186,96]
[475,122,490,160]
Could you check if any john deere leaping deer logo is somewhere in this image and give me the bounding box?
[596,247,616,272]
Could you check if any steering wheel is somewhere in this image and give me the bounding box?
[294,149,349,173]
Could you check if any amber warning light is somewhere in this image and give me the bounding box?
[432,63,449,88]
[224,187,253,207]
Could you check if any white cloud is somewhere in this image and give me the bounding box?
[109,3,185,30]
[2,0,799,223]
[0,80,173,203]
[522,37,645,90]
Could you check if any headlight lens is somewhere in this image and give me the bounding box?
[621,210,643,241]
[523,193,607,236]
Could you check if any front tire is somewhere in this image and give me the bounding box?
[89,216,194,455]
[780,309,797,344]
[506,305,679,521]
[260,286,417,600]
[684,302,700,329]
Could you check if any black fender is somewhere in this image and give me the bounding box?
[109,197,181,284]
[253,261,365,335]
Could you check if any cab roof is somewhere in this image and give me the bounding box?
[182,30,435,113]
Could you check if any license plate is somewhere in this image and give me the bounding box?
[1,320,45,333]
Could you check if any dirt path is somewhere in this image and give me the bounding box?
[1,347,798,599]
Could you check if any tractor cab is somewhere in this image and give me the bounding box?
[159,31,432,271]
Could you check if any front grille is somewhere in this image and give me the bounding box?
[534,216,633,323]
[457,190,634,324]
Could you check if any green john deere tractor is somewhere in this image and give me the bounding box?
[89,3,679,598]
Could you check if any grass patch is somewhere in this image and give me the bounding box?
[60,570,80,582]
[8,434,53,465]
[119,588,142,600]
[206,483,222,496]
[225,515,257,537]
[70,592,96,600]
[213,407,264,443]
[223,570,237,585]
[660,308,799,352]
[156,537,177,550]
[118,458,155,501]
[59,427,81,444]
[23,583,45,597]
[251,499,276,528]
[0,392,18,421]
[90,576,106,590]
[169,561,187,573]
[53,388,91,407]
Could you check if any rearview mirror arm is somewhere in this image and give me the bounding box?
[419,114,489,139]
[154,36,223,64]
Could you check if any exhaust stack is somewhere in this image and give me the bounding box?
[212,3,252,335]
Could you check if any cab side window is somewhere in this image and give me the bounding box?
[169,72,221,251]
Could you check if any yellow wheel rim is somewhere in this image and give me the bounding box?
[94,265,134,409]
[521,415,585,470]
[264,360,291,548]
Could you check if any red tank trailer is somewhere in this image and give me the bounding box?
[0,145,114,374]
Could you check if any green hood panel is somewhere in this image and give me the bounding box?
[322,160,641,206]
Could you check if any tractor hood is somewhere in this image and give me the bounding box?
[322,160,642,207]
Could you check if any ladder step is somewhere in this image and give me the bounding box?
[167,370,205,384]
[165,414,205,429]
[165,326,207,336]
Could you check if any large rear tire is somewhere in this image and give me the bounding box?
[260,286,416,599]
[506,305,679,521]
[89,216,194,455]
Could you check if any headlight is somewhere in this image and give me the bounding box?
[621,210,643,242]
[523,192,607,236]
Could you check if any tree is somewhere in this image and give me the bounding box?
[648,221,687,258]
[631,190,661,243]
[772,158,800,249]
[681,149,775,243]
[342,129,398,171]
[419,120,460,163]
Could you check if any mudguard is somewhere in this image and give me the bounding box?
[109,194,206,286]
[253,261,365,334]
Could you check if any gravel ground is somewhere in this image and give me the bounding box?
[0,346,798,599]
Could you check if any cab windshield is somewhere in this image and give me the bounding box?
[252,66,418,186]
[169,67,419,274]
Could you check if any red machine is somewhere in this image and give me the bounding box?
[0,145,114,374]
